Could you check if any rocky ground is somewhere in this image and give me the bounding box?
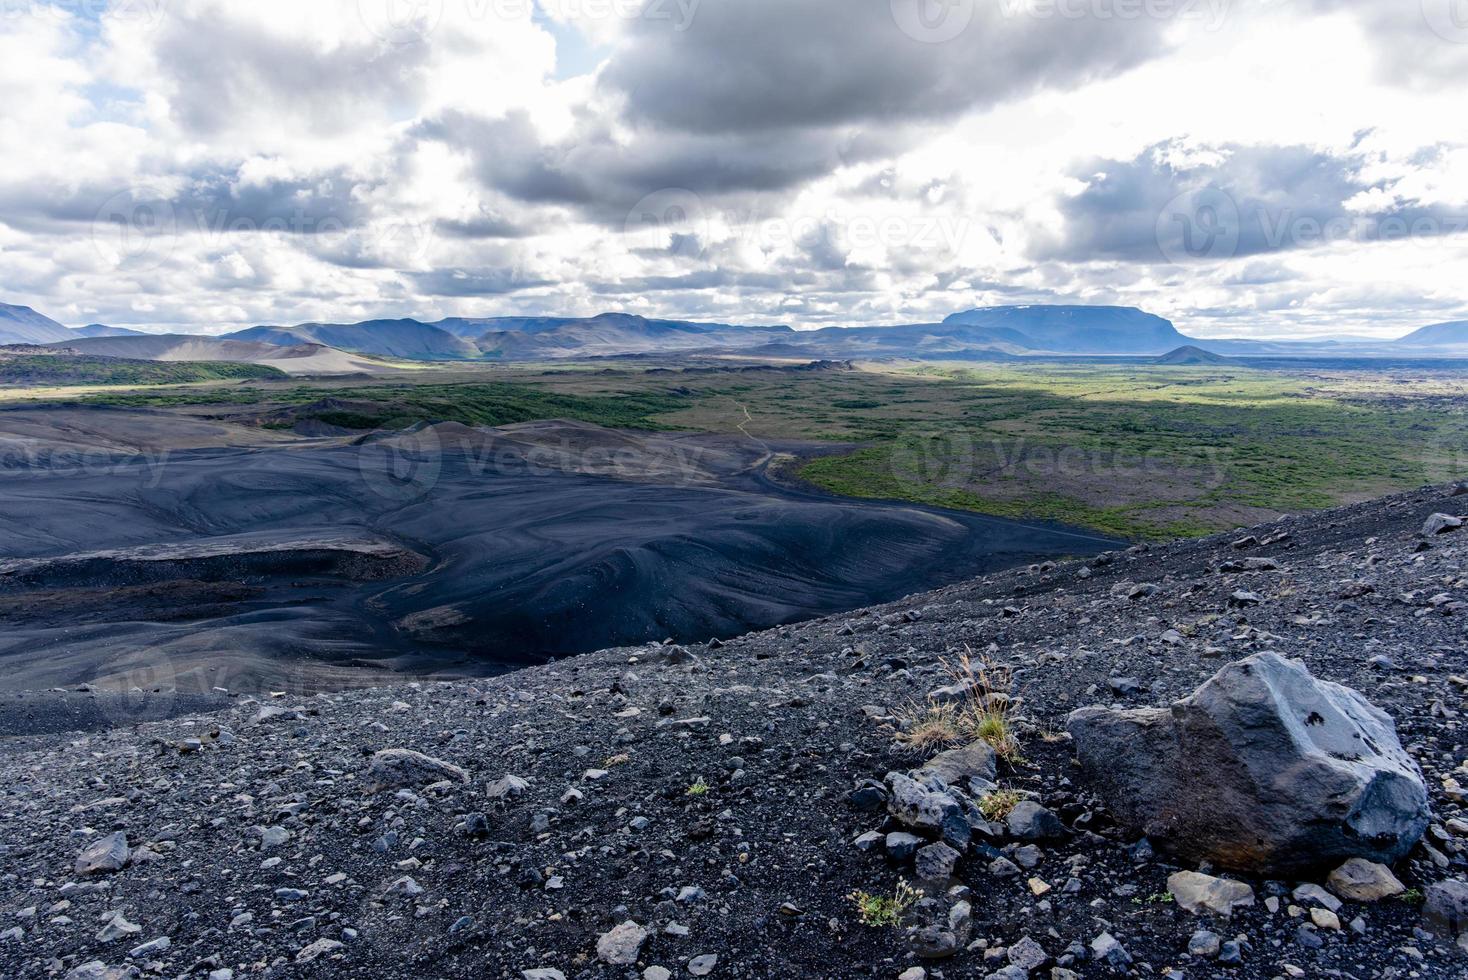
[2,485,1467,979]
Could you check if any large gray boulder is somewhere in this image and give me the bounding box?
[1067,653,1429,875]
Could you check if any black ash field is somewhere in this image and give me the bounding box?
[0,405,1112,694]
[0,483,1465,979]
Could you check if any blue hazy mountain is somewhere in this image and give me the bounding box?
[1397,320,1468,347]
[0,303,73,345]
[72,324,143,338]
[227,320,481,360]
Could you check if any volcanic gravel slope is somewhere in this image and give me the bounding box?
[2,486,1467,979]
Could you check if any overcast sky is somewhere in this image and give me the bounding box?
[2,0,1466,338]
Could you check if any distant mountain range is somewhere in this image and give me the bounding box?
[10,300,1468,368]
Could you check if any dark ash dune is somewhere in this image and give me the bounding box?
[0,413,1115,693]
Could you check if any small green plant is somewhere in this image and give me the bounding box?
[1397,888,1425,905]
[685,778,709,797]
[979,789,1024,822]
[1131,892,1174,906]
[848,880,921,928]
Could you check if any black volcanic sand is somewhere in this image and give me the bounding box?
[0,412,1115,694]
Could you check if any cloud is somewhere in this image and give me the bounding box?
[1039,141,1468,265]
[602,0,1173,135]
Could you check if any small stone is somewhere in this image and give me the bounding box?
[75,833,130,876]
[523,971,567,980]
[915,841,960,882]
[688,954,717,976]
[1310,907,1341,931]
[296,938,344,963]
[1168,871,1256,918]
[1326,859,1404,902]
[642,969,671,980]
[1424,513,1463,536]
[1007,935,1049,971]
[368,749,468,790]
[896,969,926,980]
[96,914,141,943]
[1188,930,1221,958]
[1006,801,1066,840]
[487,774,530,800]
[597,920,648,966]
[1292,883,1342,913]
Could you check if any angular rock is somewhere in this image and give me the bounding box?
[367,749,468,790]
[1167,871,1255,918]
[597,920,648,966]
[1067,653,1430,874]
[1326,859,1404,902]
[1423,513,1463,536]
[914,841,960,882]
[1006,801,1066,841]
[75,832,130,876]
[296,938,344,963]
[1424,880,1467,942]
[915,742,997,787]
[1007,935,1049,971]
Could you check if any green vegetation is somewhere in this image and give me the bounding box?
[685,778,710,797]
[78,381,688,431]
[0,354,285,386]
[979,789,1024,822]
[848,881,921,928]
[30,357,1468,541]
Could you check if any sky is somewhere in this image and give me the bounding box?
[1,0,1466,339]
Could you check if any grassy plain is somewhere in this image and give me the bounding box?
[10,358,1467,540]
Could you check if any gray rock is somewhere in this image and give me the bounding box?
[1327,859,1405,902]
[522,971,567,980]
[1423,513,1463,536]
[96,913,142,943]
[687,953,717,976]
[1067,653,1430,874]
[1293,882,1342,913]
[886,832,923,860]
[915,742,997,787]
[1188,930,1221,957]
[910,925,958,959]
[597,920,648,966]
[1007,935,1049,971]
[487,774,530,800]
[367,749,468,790]
[1167,871,1255,917]
[1424,880,1467,942]
[1006,801,1066,841]
[295,938,344,963]
[915,842,960,882]
[75,832,130,876]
